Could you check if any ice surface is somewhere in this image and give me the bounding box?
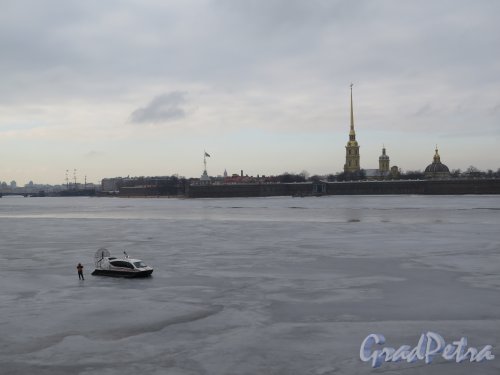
[1,195,499,374]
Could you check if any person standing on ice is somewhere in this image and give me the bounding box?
[77,263,84,280]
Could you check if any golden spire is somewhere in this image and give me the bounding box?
[350,83,355,134]
[344,83,360,173]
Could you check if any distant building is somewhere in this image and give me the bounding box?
[200,151,211,183]
[365,147,392,180]
[344,84,360,173]
[364,169,381,180]
[424,147,450,179]
[102,178,122,192]
[200,170,210,182]
[379,147,390,173]
[390,165,401,179]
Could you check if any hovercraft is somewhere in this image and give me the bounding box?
[91,248,153,278]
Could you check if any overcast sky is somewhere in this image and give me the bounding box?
[1,0,499,184]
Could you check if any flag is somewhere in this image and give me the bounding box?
[205,152,211,157]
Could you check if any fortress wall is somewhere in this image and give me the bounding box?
[186,183,313,198]
[118,179,500,198]
[325,180,426,195]
[187,179,500,198]
[423,179,500,194]
[118,186,160,197]
[325,179,500,195]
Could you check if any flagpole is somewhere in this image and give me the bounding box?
[204,150,207,173]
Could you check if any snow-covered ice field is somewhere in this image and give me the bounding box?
[1,195,499,374]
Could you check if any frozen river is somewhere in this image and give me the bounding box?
[1,195,499,374]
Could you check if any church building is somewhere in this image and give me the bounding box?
[424,147,450,179]
[365,146,392,180]
[379,146,390,173]
[344,84,360,173]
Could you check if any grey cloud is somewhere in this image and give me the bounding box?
[129,92,187,124]
[2,1,500,97]
[489,103,500,115]
[1,1,499,133]
[413,103,436,117]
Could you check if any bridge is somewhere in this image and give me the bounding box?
[0,190,46,197]
[0,188,96,198]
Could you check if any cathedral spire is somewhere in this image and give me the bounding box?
[350,83,355,136]
[344,84,360,173]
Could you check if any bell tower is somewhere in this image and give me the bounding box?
[344,84,360,173]
[379,146,390,173]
